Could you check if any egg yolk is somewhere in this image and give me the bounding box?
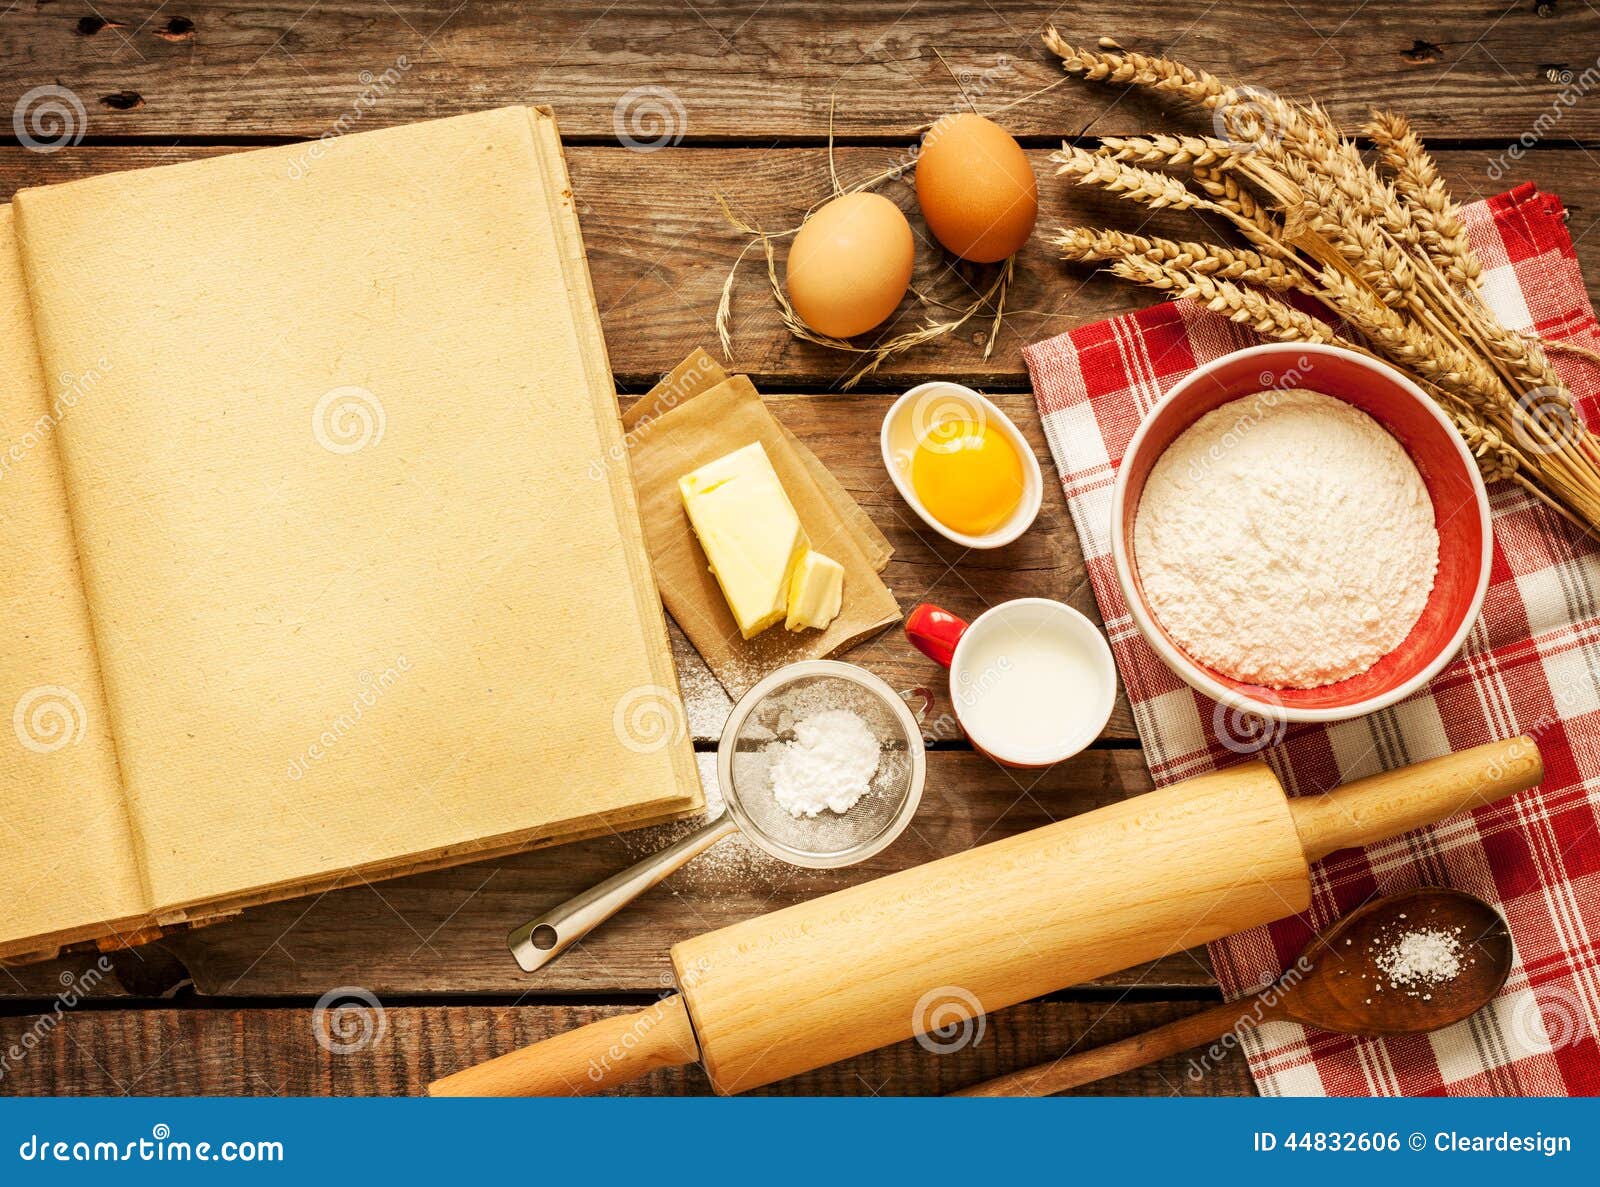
[910,418,1025,537]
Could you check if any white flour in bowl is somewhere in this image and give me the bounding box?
[1133,389,1439,689]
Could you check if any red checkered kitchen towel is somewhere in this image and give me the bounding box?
[1025,183,1600,1096]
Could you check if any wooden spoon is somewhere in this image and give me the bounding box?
[952,887,1512,1097]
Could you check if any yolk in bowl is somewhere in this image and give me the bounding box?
[910,418,1025,537]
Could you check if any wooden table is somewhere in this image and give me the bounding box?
[1,1,1595,1098]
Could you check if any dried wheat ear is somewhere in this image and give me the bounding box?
[1043,27,1600,534]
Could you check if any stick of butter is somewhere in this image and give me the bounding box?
[679,442,810,639]
[785,549,844,632]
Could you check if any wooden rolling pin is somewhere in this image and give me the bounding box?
[430,737,1542,1096]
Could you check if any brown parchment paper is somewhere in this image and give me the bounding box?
[623,349,900,697]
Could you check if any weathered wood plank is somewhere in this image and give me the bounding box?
[3,750,1227,997]
[0,145,1592,389]
[1,1,1593,142]
[0,1000,1255,1096]
[162,749,1221,995]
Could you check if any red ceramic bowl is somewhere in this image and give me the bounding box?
[1111,343,1491,723]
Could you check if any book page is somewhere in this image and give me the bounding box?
[12,108,699,909]
[0,208,148,951]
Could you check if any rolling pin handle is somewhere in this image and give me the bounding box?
[428,995,700,1097]
[1290,735,1543,862]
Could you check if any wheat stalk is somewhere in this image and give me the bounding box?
[1041,27,1600,534]
[1107,254,1347,346]
[1365,109,1481,290]
[1097,133,1236,169]
[1190,164,1276,231]
[1053,144,1216,211]
[1055,226,1301,292]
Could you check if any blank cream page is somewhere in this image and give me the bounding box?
[13,108,698,909]
[0,208,148,950]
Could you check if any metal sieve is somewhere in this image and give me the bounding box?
[509,660,928,972]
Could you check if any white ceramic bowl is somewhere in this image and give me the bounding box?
[1112,343,1492,725]
[880,381,1043,549]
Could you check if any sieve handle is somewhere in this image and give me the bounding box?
[508,814,739,973]
[899,685,936,725]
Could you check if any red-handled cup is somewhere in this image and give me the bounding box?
[906,597,1117,768]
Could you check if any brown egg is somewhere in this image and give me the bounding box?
[915,113,1038,263]
[785,192,915,338]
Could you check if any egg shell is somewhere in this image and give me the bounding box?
[915,113,1038,263]
[785,192,915,338]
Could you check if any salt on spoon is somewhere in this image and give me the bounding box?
[953,887,1512,1097]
